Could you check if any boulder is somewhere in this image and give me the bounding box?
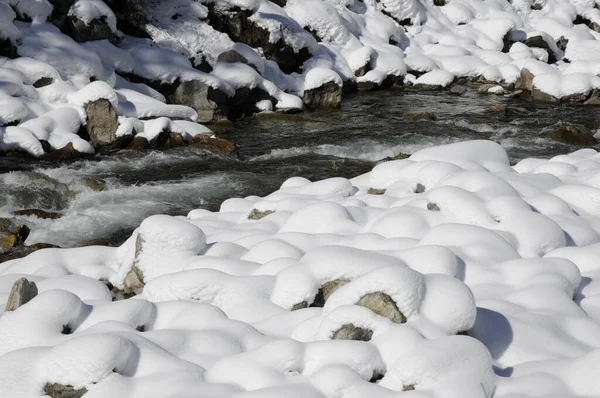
[450,85,467,95]
[217,50,249,65]
[0,219,30,252]
[125,136,149,151]
[103,0,154,38]
[303,81,342,109]
[5,278,38,312]
[427,202,441,211]
[43,383,87,398]
[311,279,349,307]
[40,143,86,162]
[0,38,18,58]
[168,80,222,123]
[357,291,406,323]
[584,90,600,105]
[331,324,373,341]
[548,124,598,146]
[531,87,559,103]
[84,99,118,147]
[561,92,589,103]
[48,0,76,30]
[190,134,238,157]
[164,132,186,149]
[524,35,557,63]
[368,188,386,195]
[13,209,62,219]
[515,68,534,92]
[33,77,55,88]
[67,16,114,43]
[81,177,107,191]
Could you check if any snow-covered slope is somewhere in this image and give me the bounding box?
[3,0,600,157]
[2,140,600,397]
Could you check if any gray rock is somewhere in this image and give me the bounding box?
[548,124,598,146]
[44,383,87,398]
[357,291,406,323]
[248,209,274,220]
[450,85,467,95]
[84,99,118,147]
[477,84,495,94]
[67,16,114,42]
[531,87,559,103]
[368,188,386,195]
[515,68,534,92]
[303,81,342,109]
[123,234,146,296]
[0,220,30,252]
[217,50,249,65]
[291,301,308,311]
[406,111,438,121]
[5,278,38,311]
[311,279,350,307]
[427,202,441,211]
[169,80,219,123]
[331,324,373,341]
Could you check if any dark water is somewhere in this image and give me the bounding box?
[1,89,599,247]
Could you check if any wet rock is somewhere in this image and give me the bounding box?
[584,90,600,105]
[0,38,18,58]
[0,219,30,252]
[303,81,342,109]
[411,83,445,91]
[406,111,438,121]
[368,188,386,195]
[488,104,507,114]
[164,132,187,149]
[477,84,495,94]
[354,60,371,78]
[427,202,441,211]
[43,383,87,398]
[84,99,118,147]
[248,209,274,220]
[331,324,373,341]
[125,136,149,151]
[190,134,238,157]
[5,278,38,312]
[515,68,534,92]
[357,291,406,323]
[78,238,109,247]
[311,279,350,307]
[531,87,559,103]
[357,81,379,91]
[40,143,86,162]
[450,85,467,95]
[561,92,589,103]
[13,209,62,219]
[33,77,54,88]
[548,124,598,146]
[81,177,107,191]
[67,16,114,43]
[505,90,524,99]
[393,152,410,160]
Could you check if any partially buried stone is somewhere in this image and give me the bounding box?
[5,278,38,311]
[357,291,406,323]
[332,324,373,341]
[43,383,87,398]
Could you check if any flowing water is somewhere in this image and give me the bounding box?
[1,88,600,248]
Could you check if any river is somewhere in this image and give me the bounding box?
[1,88,598,248]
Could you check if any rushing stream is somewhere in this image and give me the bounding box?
[1,89,599,248]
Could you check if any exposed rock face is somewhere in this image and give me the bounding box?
[43,383,87,398]
[0,219,30,252]
[67,16,114,43]
[248,209,274,220]
[40,143,85,162]
[450,85,467,95]
[548,124,598,146]
[311,279,350,307]
[303,81,342,109]
[84,99,118,147]
[357,292,406,323]
[332,324,373,341]
[515,68,534,92]
[190,134,238,157]
[5,278,38,311]
[206,5,311,74]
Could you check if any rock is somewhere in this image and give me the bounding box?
[427,202,440,211]
[33,77,54,88]
[147,129,171,149]
[415,183,426,193]
[47,0,76,30]
[39,143,86,162]
[0,38,18,58]
[303,81,342,109]
[164,132,187,149]
[43,383,87,398]
[561,92,589,103]
[331,324,373,341]
[548,124,598,146]
[450,85,467,95]
[411,83,444,91]
[13,209,62,219]
[357,291,406,323]
[584,90,600,105]
[505,90,524,99]
[291,301,308,311]
[125,136,149,151]
[488,104,507,114]
[524,35,557,63]
[123,266,145,296]
[81,177,107,191]
[103,0,153,38]
[28,243,61,250]
[354,60,371,77]
[67,16,114,43]
[557,36,569,52]
[5,278,38,311]
[217,50,249,65]
[78,238,109,247]
[406,111,438,121]
[311,279,350,307]
[190,134,238,157]
[477,84,495,94]
[168,79,221,123]
[515,68,534,92]
[393,152,410,160]
[532,87,559,103]
[357,81,379,91]
[0,220,30,252]
[368,188,386,195]
[84,99,118,147]
[248,209,274,220]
